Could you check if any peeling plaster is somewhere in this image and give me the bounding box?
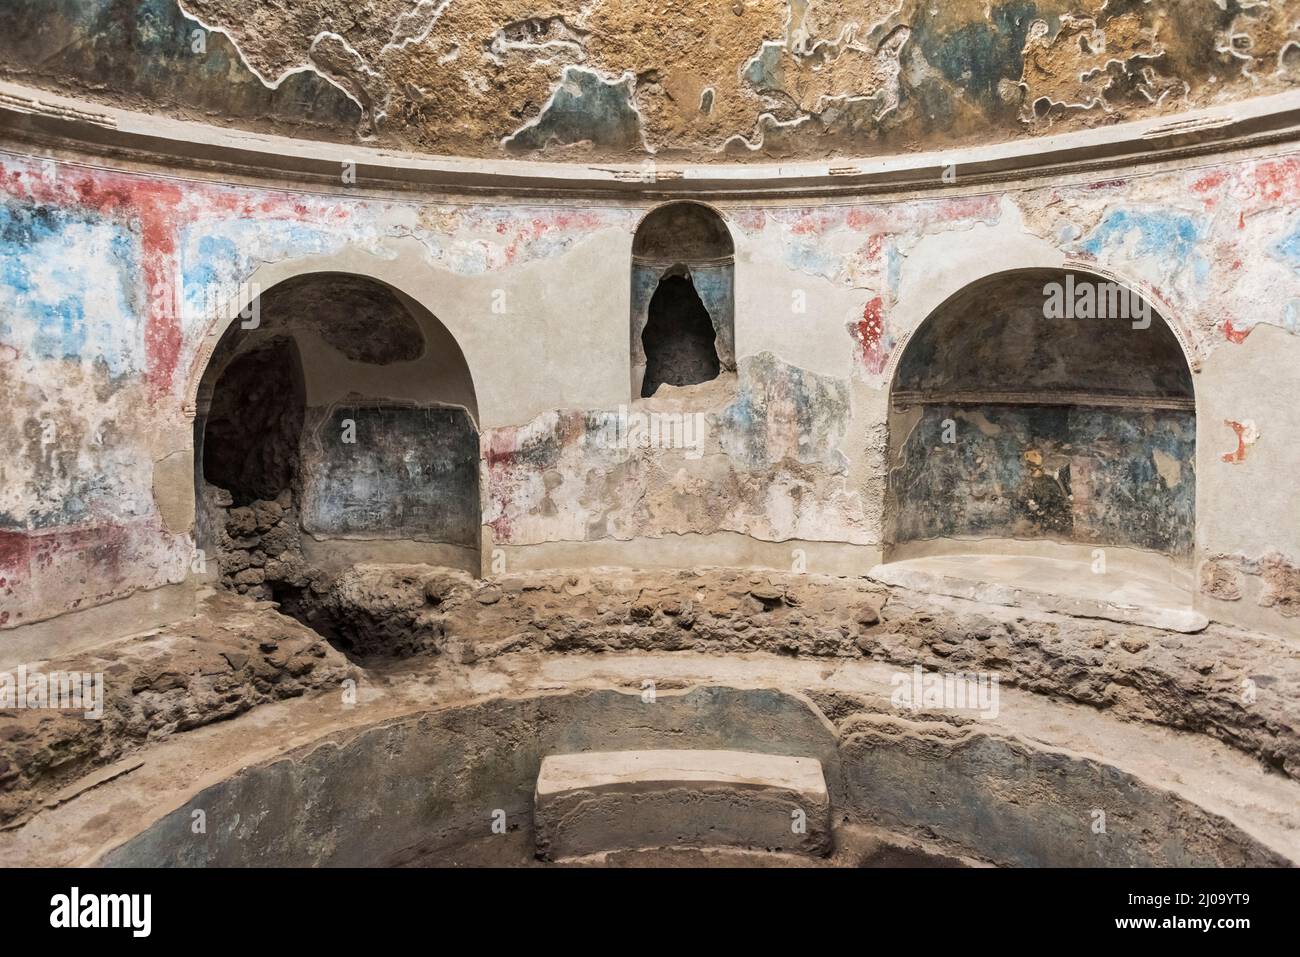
[3,143,1300,636]
[3,0,1298,160]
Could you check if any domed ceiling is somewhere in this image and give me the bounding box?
[2,0,1297,162]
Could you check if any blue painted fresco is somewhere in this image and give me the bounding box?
[0,0,358,133]
[1075,208,1211,283]
[721,352,850,471]
[1272,219,1300,267]
[891,404,1195,556]
[0,200,142,376]
[503,66,643,152]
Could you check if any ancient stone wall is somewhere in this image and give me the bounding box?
[1,132,1299,646]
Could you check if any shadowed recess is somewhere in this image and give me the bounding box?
[634,202,735,262]
[641,274,722,396]
[894,268,1192,399]
[888,268,1195,558]
[202,337,305,505]
[257,273,426,365]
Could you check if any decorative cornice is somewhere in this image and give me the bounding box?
[3,81,1300,201]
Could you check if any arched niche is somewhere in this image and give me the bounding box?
[886,267,1196,562]
[192,271,482,590]
[631,201,736,398]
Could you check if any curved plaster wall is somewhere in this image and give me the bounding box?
[886,267,1197,560]
[101,687,1288,868]
[1,85,1299,657]
[193,272,483,585]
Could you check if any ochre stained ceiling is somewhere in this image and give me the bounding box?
[1,0,1297,161]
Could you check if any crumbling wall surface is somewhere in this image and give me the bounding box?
[1194,322,1300,633]
[483,350,868,548]
[632,264,736,387]
[205,488,312,602]
[196,271,481,563]
[887,268,1197,556]
[631,203,736,391]
[299,404,479,546]
[486,155,1300,618]
[890,405,1196,555]
[289,564,1300,783]
[0,0,361,139]
[0,149,630,633]
[0,165,195,631]
[2,1,1298,161]
[1,141,1299,637]
[3,570,1298,866]
[201,337,304,504]
[0,590,354,828]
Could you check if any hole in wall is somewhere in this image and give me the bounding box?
[640,272,722,396]
[201,337,304,507]
[631,202,736,400]
[194,336,307,604]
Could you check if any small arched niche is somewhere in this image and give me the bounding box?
[192,272,481,595]
[886,268,1195,564]
[631,202,735,398]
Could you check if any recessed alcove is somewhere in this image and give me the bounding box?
[879,268,1201,628]
[631,202,736,400]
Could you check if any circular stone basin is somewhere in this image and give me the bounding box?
[100,686,1285,868]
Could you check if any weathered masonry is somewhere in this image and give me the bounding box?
[3,97,1300,650]
[193,272,482,593]
[1,0,1300,874]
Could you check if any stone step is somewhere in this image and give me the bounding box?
[869,555,1209,633]
[534,749,831,860]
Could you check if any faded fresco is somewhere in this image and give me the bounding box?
[300,404,480,545]
[1,141,1299,631]
[1,0,1297,160]
[890,404,1196,555]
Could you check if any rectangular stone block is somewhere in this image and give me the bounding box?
[534,749,830,860]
